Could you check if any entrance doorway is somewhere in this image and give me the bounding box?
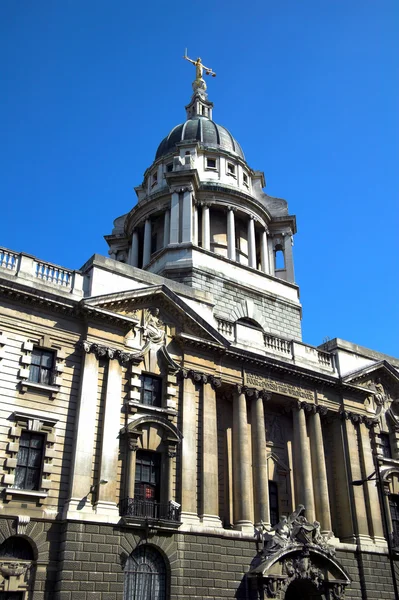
[285,580,325,600]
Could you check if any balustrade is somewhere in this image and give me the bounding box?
[35,261,71,287]
[0,249,18,271]
[264,334,292,355]
[217,319,235,338]
[318,350,332,367]
[120,498,181,522]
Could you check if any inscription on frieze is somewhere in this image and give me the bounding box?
[245,372,314,402]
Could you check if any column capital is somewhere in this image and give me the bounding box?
[227,205,237,212]
[170,185,194,194]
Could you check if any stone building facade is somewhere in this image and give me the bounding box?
[0,60,398,599]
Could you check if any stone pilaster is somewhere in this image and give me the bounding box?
[343,414,371,543]
[181,376,200,524]
[95,358,122,517]
[163,209,170,247]
[66,348,99,516]
[170,191,180,244]
[359,422,385,546]
[181,188,193,243]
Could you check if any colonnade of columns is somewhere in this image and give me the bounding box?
[128,195,271,274]
[230,393,334,534]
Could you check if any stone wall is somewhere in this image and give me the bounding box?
[168,268,302,341]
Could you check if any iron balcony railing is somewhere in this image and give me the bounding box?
[120,498,181,523]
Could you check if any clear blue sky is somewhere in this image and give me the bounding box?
[1,1,398,356]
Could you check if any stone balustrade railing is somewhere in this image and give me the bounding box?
[0,247,83,297]
[216,320,335,374]
[264,334,292,355]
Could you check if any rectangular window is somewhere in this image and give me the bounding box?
[243,173,248,186]
[135,451,161,502]
[390,495,399,548]
[28,348,54,385]
[140,375,162,407]
[381,433,392,459]
[269,480,279,526]
[227,162,236,176]
[152,172,158,186]
[206,157,217,169]
[166,163,173,172]
[14,431,44,491]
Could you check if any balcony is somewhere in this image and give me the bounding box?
[119,498,181,526]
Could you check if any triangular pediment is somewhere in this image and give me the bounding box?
[81,285,228,347]
[342,360,399,399]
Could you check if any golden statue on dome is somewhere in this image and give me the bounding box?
[183,50,216,94]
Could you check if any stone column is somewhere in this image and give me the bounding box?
[344,416,370,541]
[181,188,193,243]
[193,204,198,246]
[248,216,256,268]
[163,209,170,247]
[260,229,269,274]
[143,218,152,267]
[202,204,210,250]
[251,391,270,525]
[181,376,200,523]
[170,191,180,244]
[130,230,139,267]
[126,441,137,499]
[233,388,253,531]
[165,447,176,503]
[292,403,315,522]
[359,422,385,545]
[95,358,122,516]
[201,381,221,526]
[67,349,98,514]
[227,207,236,260]
[308,408,332,534]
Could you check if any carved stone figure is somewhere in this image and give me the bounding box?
[143,308,165,344]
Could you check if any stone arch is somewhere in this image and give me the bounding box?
[123,544,168,600]
[118,535,179,600]
[230,299,267,331]
[0,534,37,598]
[249,547,350,599]
[125,414,182,452]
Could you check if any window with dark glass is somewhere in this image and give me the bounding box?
[124,544,166,600]
[269,480,279,526]
[381,433,392,459]
[166,163,173,172]
[140,375,162,407]
[227,162,236,176]
[206,157,216,169]
[28,348,54,385]
[389,494,399,549]
[14,432,44,491]
[134,451,161,503]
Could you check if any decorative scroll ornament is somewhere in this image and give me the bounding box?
[255,505,335,558]
[143,308,165,345]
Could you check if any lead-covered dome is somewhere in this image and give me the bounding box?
[155,116,245,161]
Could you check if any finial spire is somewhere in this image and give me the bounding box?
[183,49,216,95]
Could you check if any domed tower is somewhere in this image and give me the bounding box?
[106,58,302,341]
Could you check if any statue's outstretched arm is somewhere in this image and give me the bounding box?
[183,55,196,65]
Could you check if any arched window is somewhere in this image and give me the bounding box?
[275,244,285,270]
[124,545,167,600]
[0,537,34,561]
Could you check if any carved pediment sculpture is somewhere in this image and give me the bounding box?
[143,308,165,345]
[255,505,334,558]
